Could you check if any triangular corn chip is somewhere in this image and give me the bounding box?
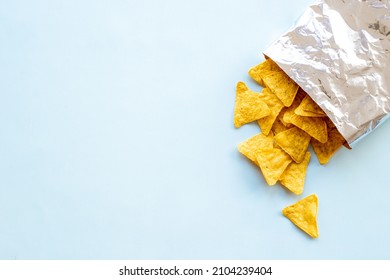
[311,128,345,164]
[278,107,290,126]
[343,142,352,150]
[324,117,336,130]
[257,88,284,135]
[295,108,325,117]
[279,152,311,195]
[282,89,306,124]
[282,194,319,238]
[295,95,326,117]
[248,59,280,87]
[234,82,271,128]
[256,148,292,186]
[290,114,328,143]
[237,133,274,165]
[262,69,299,107]
[323,118,350,149]
[271,117,290,135]
[274,127,311,163]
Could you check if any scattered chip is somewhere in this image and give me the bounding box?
[256,148,292,186]
[274,127,311,163]
[343,141,352,150]
[282,89,306,124]
[234,82,271,128]
[311,127,345,164]
[294,95,326,117]
[324,119,350,149]
[262,69,299,107]
[235,57,350,238]
[238,133,274,165]
[278,107,291,127]
[290,114,328,143]
[248,59,280,87]
[282,194,319,238]
[324,117,336,130]
[257,88,285,135]
[271,117,290,135]
[279,152,311,195]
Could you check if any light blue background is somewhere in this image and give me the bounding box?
[0,0,389,259]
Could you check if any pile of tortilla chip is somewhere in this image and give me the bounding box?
[234,58,348,238]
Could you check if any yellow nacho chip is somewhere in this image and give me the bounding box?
[234,57,351,238]
[282,194,319,238]
[274,127,311,163]
[237,133,274,165]
[256,148,292,186]
[262,69,299,107]
[323,118,350,149]
[343,141,352,150]
[271,117,290,135]
[295,95,326,117]
[290,114,328,143]
[278,107,291,127]
[282,89,306,124]
[311,128,345,164]
[324,117,336,130]
[295,108,325,117]
[248,59,280,87]
[279,152,311,195]
[234,82,271,128]
[257,88,284,135]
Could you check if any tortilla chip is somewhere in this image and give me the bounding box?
[274,127,311,163]
[234,82,271,128]
[271,117,290,135]
[256,148,292,186]
[311,128,345,164]
[290,114,328,143]
[324,117,336,130]
[237,133,274,165]
[262,69,299,107]
[295,95,326,117]
[324,118,349,149]
[282,89,306,124]
[248,59,280,87]
[282,194,319,238]
[279,152,311,195]
[343,142,352,150]
[295,109,325,117]
[257,88,284,135]
[278,107,291,127]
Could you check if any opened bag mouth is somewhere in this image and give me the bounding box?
[264,0,390,146]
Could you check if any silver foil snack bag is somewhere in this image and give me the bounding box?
[264,0,390,146]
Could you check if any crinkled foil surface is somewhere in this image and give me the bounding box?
[264,0,390,146]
